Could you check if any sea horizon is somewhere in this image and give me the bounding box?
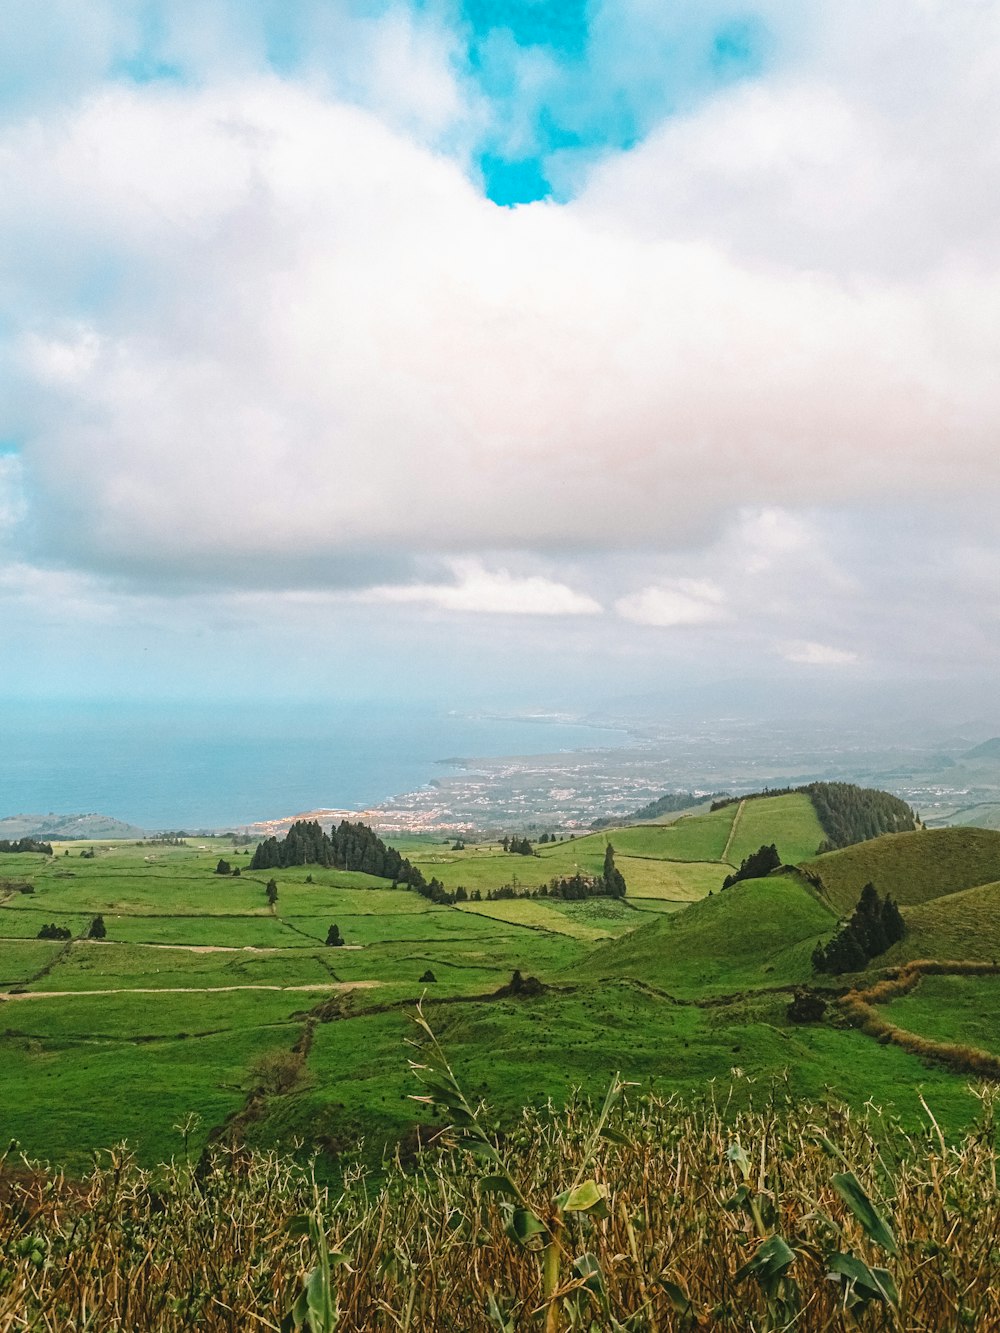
[1,699,632,831]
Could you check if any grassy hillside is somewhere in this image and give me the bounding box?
[881,879,1000,964]
[881,973,1000,1056]
[725,792,826,866]
[5,789,999,1173]
[799,826,1000,913]
[577,872,837,996]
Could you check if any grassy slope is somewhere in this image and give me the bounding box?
[799,827,1000,913]
[882,879,1000,964]
[7,799,1000,1169]
[882,974,1000,1056]
[576,874,837,997]
[726,793,826,866]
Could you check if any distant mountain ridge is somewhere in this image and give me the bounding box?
[0,812,146,840]
[963,737,1000,760]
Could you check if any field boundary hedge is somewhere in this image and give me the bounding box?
[839,959,1000,1077]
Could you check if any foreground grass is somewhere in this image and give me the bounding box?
[2,1084,998,1331]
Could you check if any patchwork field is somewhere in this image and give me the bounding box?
[4,804,1000,1172]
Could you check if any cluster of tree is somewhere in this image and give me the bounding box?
[595,791,725,828]
[88,914,106,940]
[140,836,187,847]
[412,876,468,905]
[0,838,53,855]
[250,820,422,885]
[215,859,240,875]
[804,783,916,852]
[36,922,72,940]
[721,843,782,890]
[537,832,565,843]
[811,883,905,974]
[501,836,535,856]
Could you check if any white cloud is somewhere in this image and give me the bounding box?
[357,561,602,617]
[0,455,27,532]
[781,640,859,667]
[3,76,1000,589]
[615,579,724,627]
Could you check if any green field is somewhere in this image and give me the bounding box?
[725,792,826,866]
[882,974,1000,1056]
[800,826,1000,913]
[5,797,1000,1171]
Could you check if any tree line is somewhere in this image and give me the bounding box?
[0,838,53,855]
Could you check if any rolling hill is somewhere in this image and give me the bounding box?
[799,826,1000,914]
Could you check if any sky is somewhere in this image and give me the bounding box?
[2,0,1000,719]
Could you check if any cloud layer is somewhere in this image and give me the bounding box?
[1,1,999,700]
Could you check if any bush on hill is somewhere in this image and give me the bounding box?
[36,922,72,940]
[806,782,916,851]
[722,843,781,890]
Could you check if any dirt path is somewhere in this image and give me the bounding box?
[721,800,746,865]
[0,981,380,1002]
[128,941,364,954]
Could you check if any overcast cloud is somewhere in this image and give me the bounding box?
[1,1,999,705]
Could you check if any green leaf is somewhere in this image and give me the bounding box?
[286,1213,313,1238]
[506,1206,547,1246]
[485,1292,517,1332]
[735,1234,796,1294]
[831,1172,899,1255]
[478,1174,518,1199]
[573,1252,606,1295]
[556,1179,608,1214]
[827,1252,899,1309]
[658,1277,693,1317]
[599,1126,631,1147]
[726,1141,751,1180]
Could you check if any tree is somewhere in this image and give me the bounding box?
[602,843,627,897]
[215,858,231,876]
[325,923,344,947]
[722,844,781,890]
[88,914,106,940]
[265,878,278,905]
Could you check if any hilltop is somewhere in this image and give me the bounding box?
[0,812,146,840]
[799,826,1000,913]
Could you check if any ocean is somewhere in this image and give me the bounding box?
[1,700,630,830]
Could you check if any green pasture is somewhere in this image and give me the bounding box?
[0,938,67,986]
[578,874,838,997]
[25,939,338,993]
[882,974,1000,1056]
[5,799,1000,1171]
[618,857,722,900]
[2,1025,290,1169]
[245,982,983,1166]
[801,827,1000,913]
[726,793,826,866]
[456,898,612,941]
